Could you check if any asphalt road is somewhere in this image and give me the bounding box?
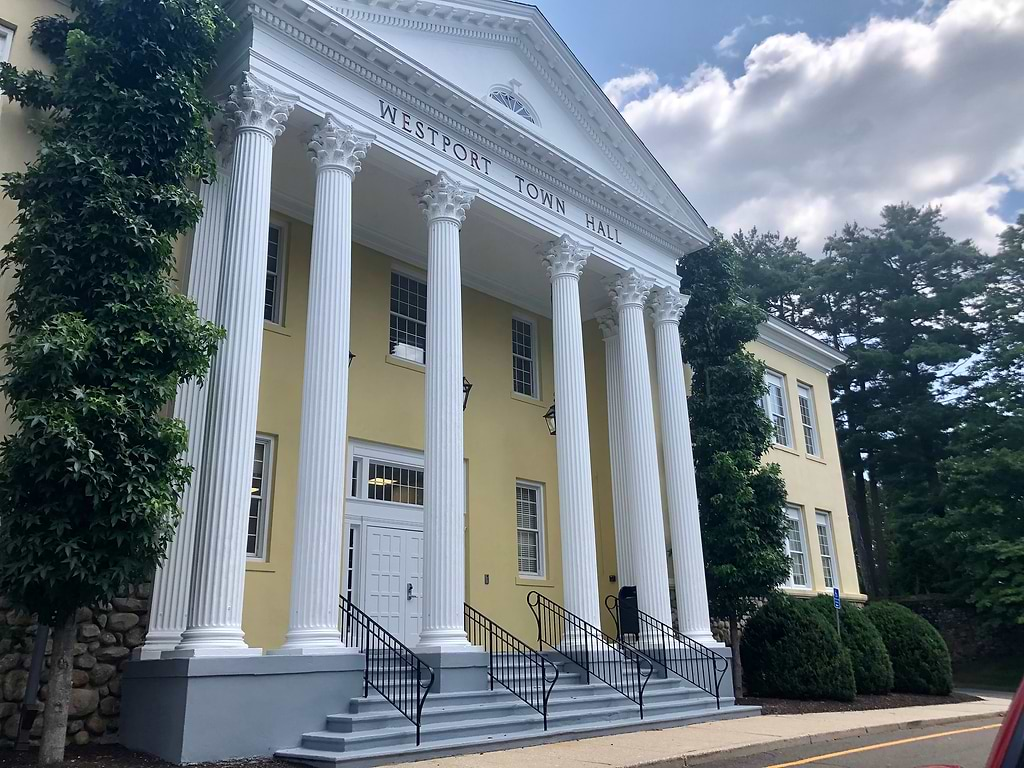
[698,716,1004,768]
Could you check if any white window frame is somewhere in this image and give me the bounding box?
[815,510,839,590]
[388,267,428,365]
[348,441,425,509]
[783,504,810,589]
[797,383,820,457]
[264,221,287,326]
[0,23,13,64]
[511,315,539,399]
[248,434,276,561]
[515,480,546,578]
[763,371,793,448]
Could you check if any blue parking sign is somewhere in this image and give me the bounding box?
[833,587,841,609]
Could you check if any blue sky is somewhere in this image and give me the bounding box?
[528,0,1024,255]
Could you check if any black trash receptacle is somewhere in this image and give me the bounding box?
[618,585,640,638]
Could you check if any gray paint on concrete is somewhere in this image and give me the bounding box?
[416,649,489,693]
[121,653,365,764]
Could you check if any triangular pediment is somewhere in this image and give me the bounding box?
[318,0,709,241]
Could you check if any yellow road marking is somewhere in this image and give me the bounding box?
[764,722,1001,768]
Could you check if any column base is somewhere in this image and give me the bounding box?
[270,628,351,655]
[415,627,472,650]
[163,647,264,659]
[268,645,360,657]
[134,632,183,661]
[414,648,489,693]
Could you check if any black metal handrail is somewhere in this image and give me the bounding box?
[527,591,654,718]
[465,603,560,730]
[605,594,728,709]
[339,595,435,745]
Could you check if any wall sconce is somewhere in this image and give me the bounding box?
[348,351,356,368]
[463,376,473,411]
[544,401,556,436]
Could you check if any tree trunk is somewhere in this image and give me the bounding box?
[851,459,877,596]
[38,613,75,765]
[729,614,742,698]
[867,458,890,597]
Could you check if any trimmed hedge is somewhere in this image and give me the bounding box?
[808,596,894,695]
[865,601,953,695]
[741,593,856,701]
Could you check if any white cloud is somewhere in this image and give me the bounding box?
[609,0,1024,255]
[714,15,775,58]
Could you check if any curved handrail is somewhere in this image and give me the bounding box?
[527,591,654,718]
[339,595,435,745]
[605,594,729,709]
[464,603,560,729]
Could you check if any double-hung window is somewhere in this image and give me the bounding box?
[763,371,792,448]
[248,435,275,560]
[783,505,809,588]
[389,271,427,364]
[512,317,538,398]
[798,383,819,456]
[265,224,285,324]
[0,24,13,123]
[516,482,544,577]
[816,511,838,590]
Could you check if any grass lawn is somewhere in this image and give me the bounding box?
[954,654,1024,692]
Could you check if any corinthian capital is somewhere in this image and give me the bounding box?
[309,114,375,175]
[647,287,689,325]
[540,235,592,281]
[222,73,299,144]
[412,171,477,227]
[595,308,619,339]
[607,269,654,311]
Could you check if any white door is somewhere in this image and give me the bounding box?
[363,525,423,648]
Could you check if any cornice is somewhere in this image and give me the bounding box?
[756,316,848,375]
[248,0,706,255]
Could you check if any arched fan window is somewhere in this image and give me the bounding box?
[488,80,538,125]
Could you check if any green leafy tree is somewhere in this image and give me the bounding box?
[732,227,815,326]
[0,1,229,761]
[678,233,789,695]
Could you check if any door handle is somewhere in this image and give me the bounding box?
[407,583,414,601]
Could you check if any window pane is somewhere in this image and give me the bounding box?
[817,513,836,589]
[265,226,283,324]
[512,318,536,397]
[785,509,808,587]
[390,272,427,362]
[366,461,424,506]
[798,386,817,455]
[248,438,272,559]
[765,373,791,447]
[516,484,542,576]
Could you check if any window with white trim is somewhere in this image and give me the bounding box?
[816,511,838,590]
[265,224,285,324]
[489,85,537,124]
[248,435,275,560]
[349,453,424,507]
[516,482,544,577]
[798,383,820,456]
[763,371,792,448]
[512,317,538,398]
[389,270,427,364]
[0,24,13,65]
[783,505,809,588]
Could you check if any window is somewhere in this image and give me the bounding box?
[0,24,13,65]
[516,482,544,577]
[389,271,427,364]
[489,85,537,124]
[248,436,275,560]
[265,224,285,324]
[512,317,538,398]
[763,371,792,448]
[350,451,425,507]
[798,384,819,456]
[783,505,809,588]
[816,511,838,590]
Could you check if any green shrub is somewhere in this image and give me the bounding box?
[808,596,894,694]
[741,593,856,701]
[865,602,953,695]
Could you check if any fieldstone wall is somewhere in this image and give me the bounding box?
[896,594,1024,663]
[0,584,150,747]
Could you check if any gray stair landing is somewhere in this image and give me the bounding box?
[276,662,759,767]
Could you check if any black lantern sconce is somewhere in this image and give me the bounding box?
[544,401,556,436]
[463,376,473,411]
[348,351,356,367]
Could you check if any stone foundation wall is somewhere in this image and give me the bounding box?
[896,594,1024,663]
[0,585,150,747]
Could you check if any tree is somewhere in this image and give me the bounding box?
[731,227,814,326]
[0,1,229,762]
[678,232,790,696]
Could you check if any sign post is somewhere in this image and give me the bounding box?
[832,587,842,640]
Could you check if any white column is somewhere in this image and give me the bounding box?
[607,270,673,628]
[649,288,716,644]
[413,171,477,650]
[542,236,602,628]
[174,74,297,656]
[277,116,374,654]
[139,144,233,659]
[595,309,633,589]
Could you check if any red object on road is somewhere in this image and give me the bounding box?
[986,677,1024,768]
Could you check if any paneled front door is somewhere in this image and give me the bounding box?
[362,525,423,647]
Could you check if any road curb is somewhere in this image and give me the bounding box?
[639,707,1009,767]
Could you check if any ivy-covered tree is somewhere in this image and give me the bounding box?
[0,1,229,761]
[678,233,789,695]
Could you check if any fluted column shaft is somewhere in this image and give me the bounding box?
[140,162,232,659]
[650,289,715,643]
[279,118,374,654]
[596,310,634,588]
[413,172,477,650]
[609,271,673,628]
[543,237,601,628]
[175,75,297,655]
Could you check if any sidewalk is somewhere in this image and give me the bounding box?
[390,697,1010,768]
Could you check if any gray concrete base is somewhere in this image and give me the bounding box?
[120,653,365,764]
[415,648,489,693]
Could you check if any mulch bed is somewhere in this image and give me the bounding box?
[739,690,981,715]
